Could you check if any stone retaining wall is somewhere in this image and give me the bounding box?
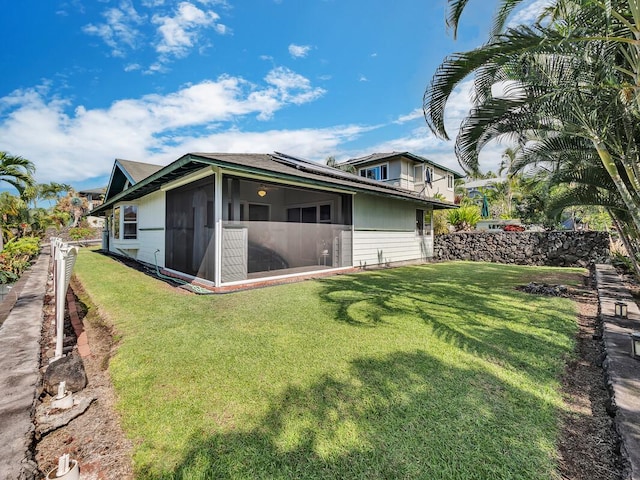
[433,231,610,267]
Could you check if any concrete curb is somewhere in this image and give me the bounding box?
[0,250,50,480]
[595,264,640,480]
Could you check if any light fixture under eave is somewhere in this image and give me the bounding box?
[257,186,267,197]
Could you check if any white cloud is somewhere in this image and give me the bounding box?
[288,44,312,59]
[82,0,145,57]
[0,68,327,183]
[83,1,228,69]
[507,0,553,27]
[152,2,225,59]
[394,108,423,124]
[359,75,368,82]
[152,124,373,164]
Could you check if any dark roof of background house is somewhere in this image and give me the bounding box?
[78,187,106,195]
[339,151,465,178]
[94,152,457,215]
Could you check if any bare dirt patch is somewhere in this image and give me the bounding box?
[35,280,133,480]
[555,275,624,480]
[33,271,624,479]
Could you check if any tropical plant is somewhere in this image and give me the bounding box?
[0,236,41,280]
[55,192,89,227]
[22,182,71,209]
[424,0,640,275]
[0,152,35,251]
[326,156,357,174]
[68,226,98,244]
[447,202,481,231]
[433,209,450,234]
[0,152,35,195]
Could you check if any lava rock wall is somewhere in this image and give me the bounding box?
[433,231,610,267]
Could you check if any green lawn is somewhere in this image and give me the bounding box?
[74,249,583,479]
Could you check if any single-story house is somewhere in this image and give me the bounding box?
[338,152,464,203]
[92,152,456,290]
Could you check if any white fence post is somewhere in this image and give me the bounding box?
[53,242,79,360]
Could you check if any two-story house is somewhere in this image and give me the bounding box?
[338,152,463,203]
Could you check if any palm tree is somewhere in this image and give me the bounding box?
[424,0,640,237]
[0,152,35,195]
[0,152,36,251]
[22,182,71,209]
[325,156,356,174]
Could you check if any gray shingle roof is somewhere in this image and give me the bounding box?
[95,152,456,215]
[340,151,465,178]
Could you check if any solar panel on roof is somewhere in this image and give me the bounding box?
[271,151,400,189]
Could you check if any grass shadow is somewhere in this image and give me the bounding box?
[152,350,562,480]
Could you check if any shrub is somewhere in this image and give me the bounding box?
[0,268,18,284]
[433,210,450,235]
[447,205,481,231]
[68,227,98,242]
[3,236,40,258]
[0,236,41,282]
[611,251,633,273]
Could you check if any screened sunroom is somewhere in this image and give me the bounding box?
[164,172,353,285]
[96,152,455,291]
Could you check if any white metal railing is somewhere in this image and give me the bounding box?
[50,237,79,360]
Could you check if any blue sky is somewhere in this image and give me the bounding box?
[0,0,547,190]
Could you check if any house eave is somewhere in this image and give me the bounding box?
[93,153,457,216]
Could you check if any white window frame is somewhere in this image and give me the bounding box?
[414,165,423,184]
[359,163,389,181]
[447,174,454,190]
[111,204,138,240]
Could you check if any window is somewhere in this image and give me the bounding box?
[414,165,423,183]
[123,205,138,239]
[112,207,120,239]
[359,164,388,181]
[447,174,454,189]
[424,210,432,235]
[287,203,332,223]
[112,205,137,240]
[416,209,425,236]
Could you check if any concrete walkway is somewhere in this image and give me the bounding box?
[0,250,49,480]
[596,264,640,480]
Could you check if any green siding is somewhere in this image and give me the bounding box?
[354,194,419,230]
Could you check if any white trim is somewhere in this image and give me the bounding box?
[219,168,355,195]
[213,168,223,286]
[358,162,389,181]
[163,265,352,287]
[221,266,353,287]
[161,167,214,192]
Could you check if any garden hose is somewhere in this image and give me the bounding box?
[153,249,211,295]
